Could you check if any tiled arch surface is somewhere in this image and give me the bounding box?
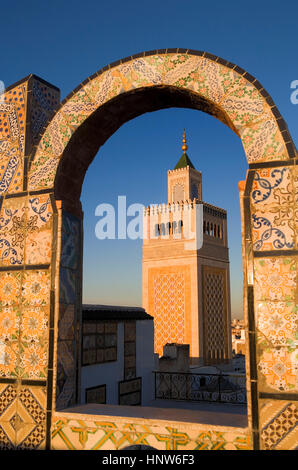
[28,50,295,192]
[0,50,297,450]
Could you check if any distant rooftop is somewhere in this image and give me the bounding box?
[82,304,153,321]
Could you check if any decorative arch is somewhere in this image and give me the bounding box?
[0,49,296,451]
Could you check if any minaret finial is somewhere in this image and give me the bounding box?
[181,129,188,153]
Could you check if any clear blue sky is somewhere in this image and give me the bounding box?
[2,0,297,318]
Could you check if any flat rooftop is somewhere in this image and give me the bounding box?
[58,400,248,429]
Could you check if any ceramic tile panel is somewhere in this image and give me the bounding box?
[239,118,287,163]
[28,154,60,190]
[0,196,27,267]
[29,78,60,147]
[2,51,297,450]
[60,211,81,269]
[252,205,295,251]
[256,300,297,347]
[0,82,27,195]
[14,385,47,449]
[50,414,252,450]
[28,52,292,193]
[259,399,298,450]
[20,306,49,343]
[21,270,51,306]
[25,229,52,265]
[257,345,297,393]
[0,270,23,307]
[19,340,48,380]
[55,337,77,411]
[254,257,296,302]
[0,305,21,343]
[251,167,294,207]
[25,194,53,265]
[58,304,75,341]
[0,339,19,378]
[61,88,97,130]
[0,145,22,194]
[59,268,76,304]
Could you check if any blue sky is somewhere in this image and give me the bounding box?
[2,0,297,318]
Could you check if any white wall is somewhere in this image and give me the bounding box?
[136,320,155,405]
[80,319,155,406]
[80,323,124,405]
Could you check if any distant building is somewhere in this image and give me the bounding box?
[79,305,155,406]
[232,325,246,356]
[142,132,232,365]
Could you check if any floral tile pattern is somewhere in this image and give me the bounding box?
[0,338,19,378]
[19,340,48,379]
[0,195,53,267]
[251,205,295,251]
[0,271,23,306]
[0,196,27,266]
[256,301,297,347]
[22,270,51,306]
[30,77,60,147]
[257,346,297,393]
[254,257,297,394]
[251,167,294,206]
[0,78,59,196]
[254,257,296,301]
[0,305,21,342]
[25,195,53,265]
[250,166,296,252]
[0,83,27,195]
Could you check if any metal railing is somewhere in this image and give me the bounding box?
[154,371,247,404]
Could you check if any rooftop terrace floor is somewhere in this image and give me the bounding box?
[60,400,248,428]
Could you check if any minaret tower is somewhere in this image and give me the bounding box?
[168,130,202,204]
[142,132,232,365]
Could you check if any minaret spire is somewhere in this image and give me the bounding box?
[174,129,195,170]
[182,129,188,153]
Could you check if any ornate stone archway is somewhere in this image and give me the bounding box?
[0,49,296,450]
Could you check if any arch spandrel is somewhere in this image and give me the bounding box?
[28,51,295,194]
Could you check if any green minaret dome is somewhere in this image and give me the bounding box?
[174,130,195,170]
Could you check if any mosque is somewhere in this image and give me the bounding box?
[142,132,232,365]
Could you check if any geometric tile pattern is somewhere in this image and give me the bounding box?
[152,272,186,356]
[51,413,252,450]
[260,400,298,450]
[202,267,228,363]
[0,383,46,449]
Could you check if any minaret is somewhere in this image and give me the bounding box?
[168,130,202,204]
[142,132,232,365]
